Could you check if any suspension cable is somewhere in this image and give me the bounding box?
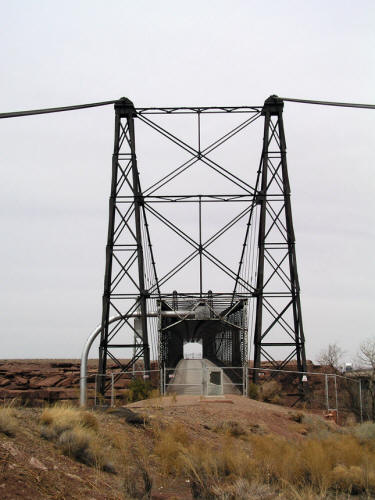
[1,96,374,120]
[0,99,117,119]
[280,97,375,109]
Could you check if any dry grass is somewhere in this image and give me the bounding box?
[258,380,282,403]
[211,479,276,499]
[10,401,375,498]
[122,443,153,499]
[301,413,343,438]
[107,428,153,499]
[170,391,177,403]
[153,421,190,475]
[0,400,19,437]
[40,404,114,472]
[213,420,248,439]
[40,404,98,432]
[246,432,375,494]
[179,438,254,498]
[152,417,375,498]
[353,421,375,443]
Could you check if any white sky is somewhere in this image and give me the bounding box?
[0,0,374,363]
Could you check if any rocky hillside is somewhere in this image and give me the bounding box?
[1,395,374,499]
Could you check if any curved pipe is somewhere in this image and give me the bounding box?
[80,315,122,407]
[79,310,197,407]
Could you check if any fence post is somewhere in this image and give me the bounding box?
[325,374,329,411]
[359,379,363,423]
[334,374,338,417]
[94,374,98,407]
[111,373,115,407]
[163,364,166,395]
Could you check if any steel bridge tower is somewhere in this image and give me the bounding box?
[97,95,307,394]
[253,96,307,378]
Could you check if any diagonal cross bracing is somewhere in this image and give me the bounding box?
[96,96,307,398]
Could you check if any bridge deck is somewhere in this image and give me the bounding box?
[167,358,240,395]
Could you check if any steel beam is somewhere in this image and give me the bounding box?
[253,95,307,380]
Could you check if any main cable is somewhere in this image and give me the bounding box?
[0,99,117,119]
[280,97,375,109]
[1,96,374,120]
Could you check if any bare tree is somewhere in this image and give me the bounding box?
[317,342,345,371]
[359,338,375,370]
[358,338,375,420]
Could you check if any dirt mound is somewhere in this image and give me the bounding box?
[128,394,308,440]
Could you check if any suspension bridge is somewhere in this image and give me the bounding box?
[2,95,373,402]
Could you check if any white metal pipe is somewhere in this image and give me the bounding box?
[80,314,122,407]
[80,310,197,407]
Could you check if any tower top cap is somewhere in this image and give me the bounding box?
[262,95,284,115]
[115,97,136,117]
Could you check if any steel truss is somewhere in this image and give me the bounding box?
[158,295,248,369]
[253,96,307,375]
[97,95,307,394]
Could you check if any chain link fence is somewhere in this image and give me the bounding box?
[85,369,161,407]
[163,365,246,396]
[247,367,363,424]
[82,365,363,424]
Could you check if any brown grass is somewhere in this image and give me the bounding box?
[39,404,114,472]
[0,401,19,437]
[258,380,282,403]
[213,420,248,438]
[152,418,375,498]
[153,421,190,475]
[107,428,153,499]
[353,421,375,444]
[21,402,375,498]
[122,443,153,499]
[40,404,98,432]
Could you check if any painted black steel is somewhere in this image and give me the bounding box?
[253,96,306,379]
[97,95,307,395]
[98,98,152,392]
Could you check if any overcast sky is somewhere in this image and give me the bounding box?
[0,0,374,363]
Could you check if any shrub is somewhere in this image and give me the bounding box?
[301,413,340,438]
[58,427,96,466]
[40,405,98,433]
[122,443,153,499]
[149,415,375,498]
[214,420,247,438]
[0,407,18,437]
[289,411,304,423]
[330,464,367,494]
[247,382,259,400]
[179,439,254,498]
[211,479,276,500]
[40,404,113,472]
[258,380,282,403]
[353,421,375,443]
[153,422,190,474]
[127,378,153,402]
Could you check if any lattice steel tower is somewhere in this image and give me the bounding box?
[253,96,306,377]
[97,95,307,392]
